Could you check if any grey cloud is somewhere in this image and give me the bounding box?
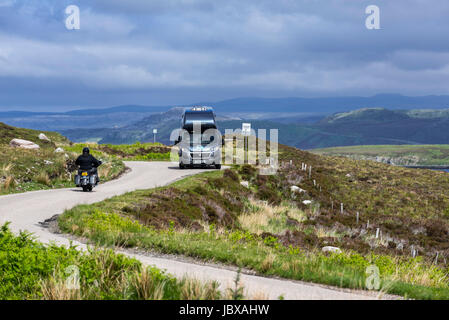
[0,0,449,109]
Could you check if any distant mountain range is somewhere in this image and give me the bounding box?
[205,94,449,113]
[3,94,449,148]
[56,107,449,149]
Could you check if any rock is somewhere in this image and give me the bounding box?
[9,138,40,150]
[302,200,312,205]
[345,173,351,177]
[38,133,50,141]
[44,160,54,165]
[322,246,342,254]
[54,147,64,153]
[291,185,306,193]
[240,181,249,188]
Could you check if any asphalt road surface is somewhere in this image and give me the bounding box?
[0,161,382,300]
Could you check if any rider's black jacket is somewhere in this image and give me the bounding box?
[75,154,102,171]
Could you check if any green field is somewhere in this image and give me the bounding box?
[311,145,449,166]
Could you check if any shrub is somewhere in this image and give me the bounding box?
[223,169,239,182]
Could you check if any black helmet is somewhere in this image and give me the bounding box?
[82,147,90,154]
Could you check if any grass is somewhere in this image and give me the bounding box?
[58,161,449,299]
[0,123,127,195]
[67,142,172,161]
[0,222,242,300]
[59,205,449,299]
[311,144,449,166]
[0,144,125,195]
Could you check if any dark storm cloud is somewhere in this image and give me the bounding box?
[0,0,449,109]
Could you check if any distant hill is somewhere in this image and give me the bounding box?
[4,94,449,131]
[65,106,449,148]
[0,105,172,130]
[311,145,449,166]
[5,94,449,149]
[316,108,449,146]
[207,94,449,113]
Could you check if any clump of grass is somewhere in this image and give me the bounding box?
[260,253,275,272]
[0,163,13,177]
[40,270,81,300]
[239,199,305,235]
[35,171,51,186]
[98,163,112,178]
[179,278,221,300]
[129,269,166,300]
[3,175,16,190]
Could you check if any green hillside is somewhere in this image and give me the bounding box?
[312,145,449,166]
[0,123,126,194]
[58,143,449,299]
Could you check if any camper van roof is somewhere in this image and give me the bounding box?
[189,106,212,112]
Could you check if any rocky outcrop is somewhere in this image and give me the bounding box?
[38,133,50,141]
[345,154,421,166]
[9,138,40,150]
[322,246,342,254]
[290,185,306,193]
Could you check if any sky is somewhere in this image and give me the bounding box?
[0,0,449,111]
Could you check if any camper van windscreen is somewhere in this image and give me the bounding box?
[184,112,215,125]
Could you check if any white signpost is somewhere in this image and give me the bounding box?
[242,123,251,136]
[153,129,158,143]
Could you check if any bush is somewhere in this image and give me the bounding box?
[256,185,281,205]
[239,165,256,180]
[223,169,239,182]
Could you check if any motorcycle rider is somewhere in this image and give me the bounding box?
[75,147,102,184]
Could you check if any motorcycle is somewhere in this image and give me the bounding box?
[75,168,99,192]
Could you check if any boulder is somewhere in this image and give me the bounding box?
[9,138,40,150]
[54,147,64,153]
[291,185,306,193]
[302,200,312,205]
[322,246,342,254]
[240,181,249,188]
[38,133,50,141]
[44,160,54,165]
